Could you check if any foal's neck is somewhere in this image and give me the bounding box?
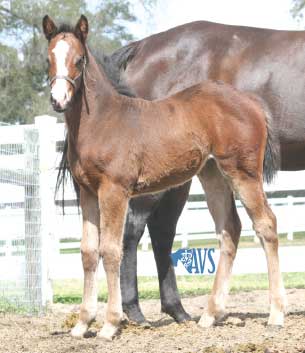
[85,48,119,104]
[64,47,120,142]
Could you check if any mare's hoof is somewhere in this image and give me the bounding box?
[71,321,88,338]
[139,320,151,328]
[123,304,146,325]
[162,304,191,323]
[175,312,192,323]
[97,323,119,341]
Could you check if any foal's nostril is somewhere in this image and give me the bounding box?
[50,95,57,106]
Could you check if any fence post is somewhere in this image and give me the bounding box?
[24,127,41,311]
[287,195,294,241]
[35,115,58,307]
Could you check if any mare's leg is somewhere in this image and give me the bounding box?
[71,187,100,337]
[121,195,160,324]
[220,165,286,326]
[197,159,241,327]
[97,180,129,340]
[147,182,192,323]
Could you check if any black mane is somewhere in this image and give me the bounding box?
[93,49,135,97]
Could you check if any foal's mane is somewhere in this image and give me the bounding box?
[54,24,135,207]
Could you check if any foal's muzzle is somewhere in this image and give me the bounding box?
[50,95,68,112]
[49,75,79,112]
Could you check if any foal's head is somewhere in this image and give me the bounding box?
[43,15,88,112]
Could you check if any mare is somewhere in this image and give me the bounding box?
[43,15,285,340]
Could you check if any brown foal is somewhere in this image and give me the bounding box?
[43,15,286,340]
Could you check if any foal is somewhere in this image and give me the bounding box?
[43,15,286,340]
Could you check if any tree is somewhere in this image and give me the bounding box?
[291,0,305,21]
[0,0,155,124]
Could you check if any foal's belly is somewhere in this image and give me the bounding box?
[132,149,204,196]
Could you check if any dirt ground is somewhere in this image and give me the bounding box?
[0,289,305,353]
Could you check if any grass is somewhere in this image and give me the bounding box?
[0,297,42,314]
[53,272,305,304]
[59,232,305,254]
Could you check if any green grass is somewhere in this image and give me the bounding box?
[53,272,305,304]
[0,297,41,314]
[60,232,305,254]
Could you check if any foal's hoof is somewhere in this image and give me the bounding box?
[267,311,284,327]
[71,321,88,338]
[198,313,216,328]
[97,323,119,341]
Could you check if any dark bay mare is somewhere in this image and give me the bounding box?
[43,15,285,340]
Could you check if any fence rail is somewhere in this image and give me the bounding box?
[2,195,303,255]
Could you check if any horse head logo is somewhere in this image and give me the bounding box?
[171,249,194,273]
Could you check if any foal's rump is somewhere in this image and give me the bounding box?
[133,81,278,197]
[168,81,279,181]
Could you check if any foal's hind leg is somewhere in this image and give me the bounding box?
[97,180,129,341]
[197,159,241,328]
[71,187,100,337]
[222,168,286,326]
[147,182,192,323]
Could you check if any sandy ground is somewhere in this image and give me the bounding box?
[1,289,305,353]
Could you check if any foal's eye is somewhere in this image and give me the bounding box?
[76,57,84,69]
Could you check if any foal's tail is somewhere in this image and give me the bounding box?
[262,105,281,183]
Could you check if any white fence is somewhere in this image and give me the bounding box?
[1,118,305,306]
[0,116,61,312]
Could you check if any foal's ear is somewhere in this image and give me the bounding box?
[42,15,57,41]
[75,15,89,42]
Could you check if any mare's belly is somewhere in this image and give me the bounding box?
[281,143,305,170]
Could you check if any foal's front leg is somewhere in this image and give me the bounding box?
[97,181,129,341]
[71,188,100,337]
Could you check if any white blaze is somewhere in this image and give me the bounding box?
[51,39,70,105]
